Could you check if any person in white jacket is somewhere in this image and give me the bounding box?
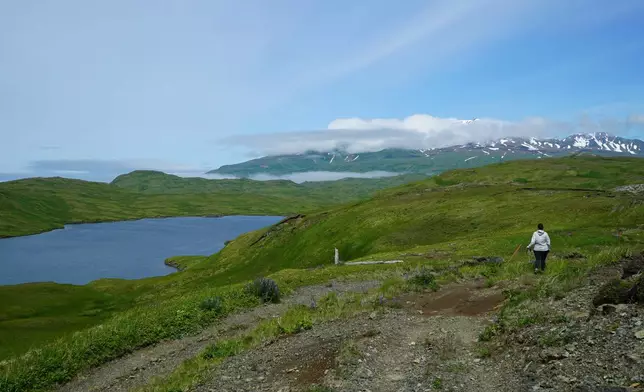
[527,223,551,273]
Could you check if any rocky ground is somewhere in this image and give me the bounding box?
[56,256,644,392]
[499,257,644,392]
[56,280,381,392]
[193,259,644,392]
[194,281,517,392]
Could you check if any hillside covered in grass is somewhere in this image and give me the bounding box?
[203,156,644,282]
[0,172,425,238]
[111,170,427,200]
[2,156,644,391]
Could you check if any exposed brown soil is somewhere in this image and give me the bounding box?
[193,283,515,392]
[397,281,505,316]
[55,280,380,392]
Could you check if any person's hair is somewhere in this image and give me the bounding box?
[538,223,544,230]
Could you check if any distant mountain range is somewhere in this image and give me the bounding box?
[209,132,644,177]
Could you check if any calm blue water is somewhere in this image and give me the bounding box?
[0,216,283,286]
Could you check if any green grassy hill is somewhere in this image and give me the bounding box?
[111,170,427,202]
[0,172,426,238]
[2,156,644,391]
[0,177,309,238]
[202,156,644,284]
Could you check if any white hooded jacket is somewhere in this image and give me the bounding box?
[528,230,551,252]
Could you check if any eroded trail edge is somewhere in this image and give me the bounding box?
[56,280,381,392]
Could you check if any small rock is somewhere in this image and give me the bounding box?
[568,311,590,320]
[635,330,644,339]
[598,304,618,315]
[369,312,377,320]
[540,348,568,362]
[387,374,404,381]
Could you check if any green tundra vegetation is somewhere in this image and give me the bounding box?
[1,156,644,392]
[0,171,426,238]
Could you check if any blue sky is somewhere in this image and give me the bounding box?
[1,0,644,181]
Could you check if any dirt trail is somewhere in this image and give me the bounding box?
[56,280,380,392]
[194,280,520,392]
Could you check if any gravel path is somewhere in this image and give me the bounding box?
[56,280,381,392]
[193,281,519,392]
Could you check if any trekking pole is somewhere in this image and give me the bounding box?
[508,244,521,262]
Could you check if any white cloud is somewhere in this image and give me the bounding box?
[222,114,573,155]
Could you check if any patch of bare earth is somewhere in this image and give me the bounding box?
[194,281,520,392]
[55,280,380,392]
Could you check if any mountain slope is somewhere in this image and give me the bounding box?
[209,133,644,176]
[206,156,644,282]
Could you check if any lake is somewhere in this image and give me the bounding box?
[0,216,283,286]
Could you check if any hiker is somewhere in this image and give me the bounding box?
[527,223,551,273]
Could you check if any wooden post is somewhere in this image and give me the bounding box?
[334,248,339,265]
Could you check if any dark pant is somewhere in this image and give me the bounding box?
[534,250,549,271]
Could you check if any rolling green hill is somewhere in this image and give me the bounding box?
[110,170,427,201]
[0,177,310,238]
[0,172,426,238]
[2,156,644,392]
[202,156,644,283]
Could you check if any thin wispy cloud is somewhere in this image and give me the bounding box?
[629,115,644,124]
[1,1,643,181]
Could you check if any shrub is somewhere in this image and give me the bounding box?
[409,267,439,291]
[245,277,281,303]
[476,345,491,358]
[478,323,501,342]
[199,296,224,313]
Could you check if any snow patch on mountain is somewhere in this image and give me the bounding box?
[573,136,590,148]
[521,143,539,151]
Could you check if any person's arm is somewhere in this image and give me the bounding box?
[546,233,551,250]
[527,233,536,249]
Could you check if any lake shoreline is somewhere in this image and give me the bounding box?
[0,213,286,239]
[0,215,284,287]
